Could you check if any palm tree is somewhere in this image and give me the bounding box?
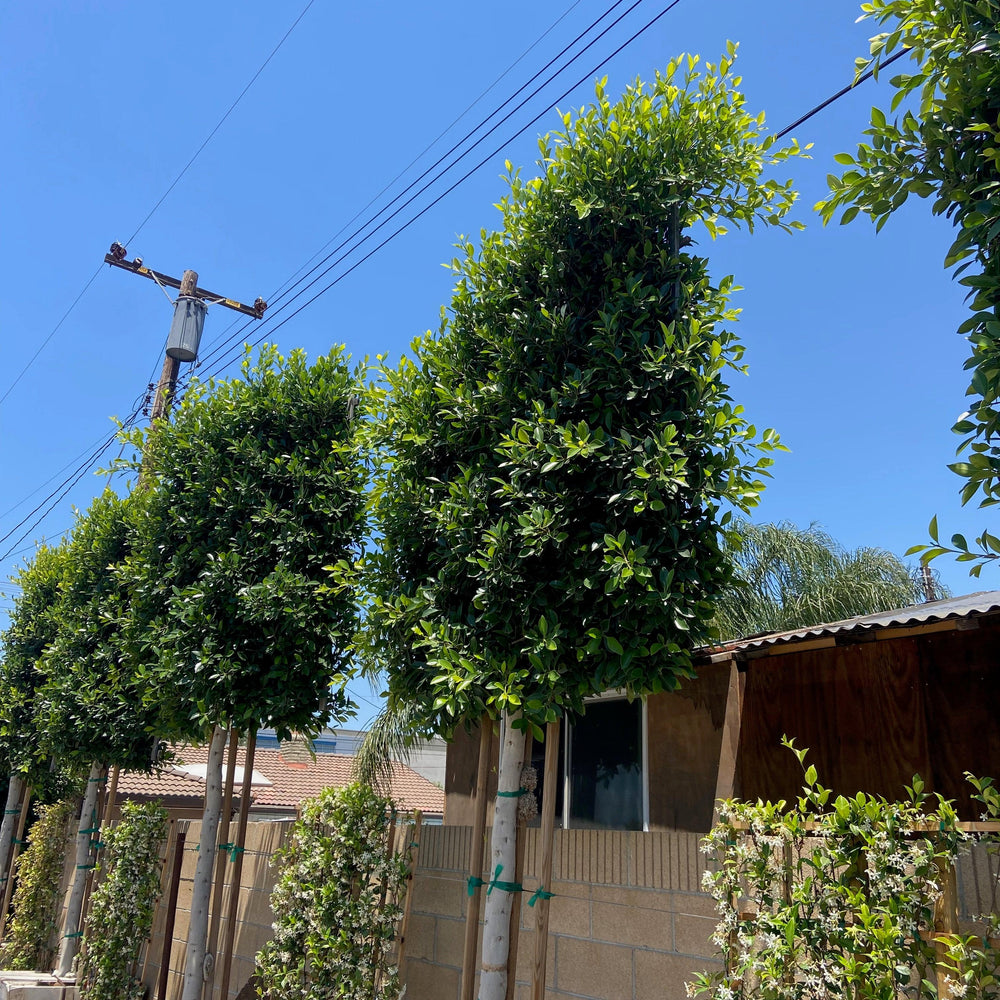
[713,519,946,642]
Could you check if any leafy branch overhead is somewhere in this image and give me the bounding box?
[818,0,1000,569]
[364,48,806,736]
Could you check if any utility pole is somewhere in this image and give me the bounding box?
[104,241,267,420]
[50,243,271,979]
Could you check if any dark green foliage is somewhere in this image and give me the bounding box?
[364,52,804,734]
[36,490,159,773]
[819,0,1000,568]
[255,784,407,1000]
[121,346,367,739]
[0,544,69,782]
[0,799,76,971]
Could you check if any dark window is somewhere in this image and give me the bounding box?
[568,698,643,830]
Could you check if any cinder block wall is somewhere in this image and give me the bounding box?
[402,827,723,1000]
[140,819,293,1000]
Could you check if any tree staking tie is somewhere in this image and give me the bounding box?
[4,809,21,815]
[218,842,245,862]
[467,875,486,896]
[496,788,528,798]
[485,863,522,897]
[528,885,554,907]
[64,931,85,939]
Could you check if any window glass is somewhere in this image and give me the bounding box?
[568,698,642,830]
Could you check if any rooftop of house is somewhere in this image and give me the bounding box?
[117,742,445,817]
[701,589,1000,660]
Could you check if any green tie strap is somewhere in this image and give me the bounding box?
[467,875,486,897]
[485,863,522,896]
[528,885,555,907]
[4,809,21,815]
[496,788,527,798]
[218,842,245,862]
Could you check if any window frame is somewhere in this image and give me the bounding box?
[561,691,649,832]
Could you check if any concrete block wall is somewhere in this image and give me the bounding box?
[401,827,723,1000]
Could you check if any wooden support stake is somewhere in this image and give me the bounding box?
[395,810,423,971]
[0,786,32,940]
[461,723,494,1000]
[505,734,532,1000]
[207,729,240,996]
[370,807,398,998]
[933,852,960,998]
[714,661,746,819]
[217,730,256,1000]
[531,720,560,1000]
[141,819,177,986]
[157,828,187,1000]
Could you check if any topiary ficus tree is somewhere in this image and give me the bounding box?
[0,542,71,902]
[364,49,805,999]
[35,490,163,976]
[120,346,368,1000]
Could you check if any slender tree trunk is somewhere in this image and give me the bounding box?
[0,775,25,891]
[56,761,104,976]
[479,714,527,1000]
[181,725,228,1000]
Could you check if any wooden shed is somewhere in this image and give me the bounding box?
[444,591,1000,832]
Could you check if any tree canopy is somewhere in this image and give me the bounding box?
[121,345,368,740]
[35,489,157,773]
[364,50,805,737]
[0,542,69,785]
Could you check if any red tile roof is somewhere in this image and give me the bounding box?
[117,744,444,816]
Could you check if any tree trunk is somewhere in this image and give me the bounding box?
[56,761,104,976]
[0,775,25,891]
[181,725,228,1000]
[479,714,527,1000]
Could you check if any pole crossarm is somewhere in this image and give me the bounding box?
[104,243,266,318]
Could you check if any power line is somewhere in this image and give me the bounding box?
[0,407,142,562]
[195,0,658,379]
[776,47,908,139]
[193,0,642,376]
[124,0,318,248]
[0,265,104,407]
[0,1,317,411]
[201,0,689,377]
[204,22,913,382]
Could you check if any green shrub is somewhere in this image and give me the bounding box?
[692,740,965,999]
[256,784,408,1000]
[0,799,76,971]
[78,801,168,1000]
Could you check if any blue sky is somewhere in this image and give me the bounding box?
[1,1,990,726]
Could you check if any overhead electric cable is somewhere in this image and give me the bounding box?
[0,1,316,410]
[775,48,908,139]
[0,265,104,407]
[0,407,143,561]
[194,0,642,374]
[195,0,659,378]
[264,0,588,307]
[205,21,913,380]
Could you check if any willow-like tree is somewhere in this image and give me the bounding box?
[818,0,1000,571]
[34,490,161,976]
[120,346,367,1000]
[364,49,804,999]
[713,519,938,641]
[0,543,69,903]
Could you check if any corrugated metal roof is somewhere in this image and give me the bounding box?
[711,590,1000,655]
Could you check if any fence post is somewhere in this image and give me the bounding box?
[933,851,960,998]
